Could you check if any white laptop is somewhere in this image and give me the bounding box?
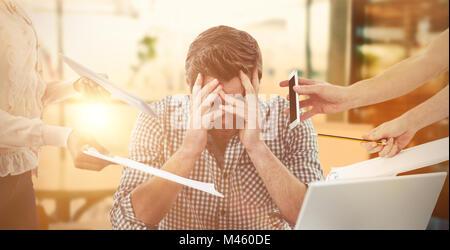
[295,172,447,230]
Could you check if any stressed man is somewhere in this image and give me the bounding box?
[110,25,323,230]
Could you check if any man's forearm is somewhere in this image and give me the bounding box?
[130,147,201,225]
[245,142,307,225]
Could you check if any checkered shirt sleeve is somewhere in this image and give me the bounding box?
[283,114,324,184]
[110,111,164,230]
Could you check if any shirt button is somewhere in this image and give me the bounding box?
[223,172,228,179]
[220,210,226,217]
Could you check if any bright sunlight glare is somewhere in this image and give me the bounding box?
[75,102,113,133]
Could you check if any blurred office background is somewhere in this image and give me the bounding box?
[19,0,448,229]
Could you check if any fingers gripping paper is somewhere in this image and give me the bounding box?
[83,148,224,198]
[327,137,449,181]
[62,55,157,118]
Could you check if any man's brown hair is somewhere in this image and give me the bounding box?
[185,25,262,87]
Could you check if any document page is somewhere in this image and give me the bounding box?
[62,54,157,118]
[326,137,449,181]
[83,148,224,197]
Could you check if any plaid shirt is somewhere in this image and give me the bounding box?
[110,95,323,230]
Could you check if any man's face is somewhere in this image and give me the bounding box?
[209,75,245,131]
[188,74,246,131]
[204,75,244,96]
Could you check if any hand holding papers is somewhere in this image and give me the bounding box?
[67,131,112,171]
[327,137,449,181]
[62,54,157,117]
[83,147,224,197]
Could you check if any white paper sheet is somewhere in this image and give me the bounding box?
[62,54,157,118]
[326,137,449,181]
[83,148,224,198]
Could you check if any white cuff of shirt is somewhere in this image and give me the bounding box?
[42,125,73,147]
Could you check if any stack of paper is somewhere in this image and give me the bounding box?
[83,148,224,198]
[326,137,449,181]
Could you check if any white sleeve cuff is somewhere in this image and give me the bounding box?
[42,125,73,147]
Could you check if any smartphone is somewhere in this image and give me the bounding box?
[288,70,300,130]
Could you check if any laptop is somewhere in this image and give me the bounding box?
[295,172,447,230]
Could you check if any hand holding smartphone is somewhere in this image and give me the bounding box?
[289,70,301,129]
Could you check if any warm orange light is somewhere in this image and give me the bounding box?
[75,102,113,133]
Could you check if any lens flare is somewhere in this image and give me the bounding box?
[75,102,112,133]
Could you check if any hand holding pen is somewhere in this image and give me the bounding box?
[313,115,415,158]
[360,116,418,158]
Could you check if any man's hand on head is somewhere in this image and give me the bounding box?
[220,69,262,149]
[182,73,223,157]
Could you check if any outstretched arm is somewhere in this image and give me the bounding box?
[349,29,449,108]
[280,29,449,120]
[42,77,110,106]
